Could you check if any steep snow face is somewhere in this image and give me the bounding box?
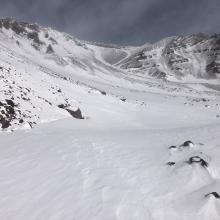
[0,18,140,130]
[0,18,128,82]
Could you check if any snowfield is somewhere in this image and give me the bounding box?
[0,18,220,219]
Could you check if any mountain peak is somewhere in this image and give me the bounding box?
[0,17,40,35]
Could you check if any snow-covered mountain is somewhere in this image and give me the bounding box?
[0,18,220,220]
[116,34,220,80]
[0,18,219,131]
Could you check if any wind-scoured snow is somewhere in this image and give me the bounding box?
[0,18,220,220]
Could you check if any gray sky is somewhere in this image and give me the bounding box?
[0,0,219,45]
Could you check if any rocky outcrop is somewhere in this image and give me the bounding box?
[58,104,84,119]
[117,34,220,79]
[187,156,208,167]
[205,192,220,199]
[0,99,21,129]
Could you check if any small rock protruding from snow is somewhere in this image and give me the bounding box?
[100,90,106,95]
[205,192,220,199]
[120,97,126,102]
[58,104,84,119]
[19,119,24,124]
[181,140,194,148]
[166,162,175,166]
[187,156,208,167]
[58,104,69,109]
[66,108,84,119]
[169,145,177,149]
[46,44,54,54]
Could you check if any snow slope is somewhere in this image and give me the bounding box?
[0,18,220,220]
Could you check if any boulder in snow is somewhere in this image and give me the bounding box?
[66,108,84,119]
[187,156,208,167]
[205,192,220,199]
[181,140,194,148]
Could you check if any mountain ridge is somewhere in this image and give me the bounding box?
[1,17,220,80]
[0,17,220,131]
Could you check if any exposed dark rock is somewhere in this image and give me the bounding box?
[5,99,15,107]
[0,100,23,129]
[202,98,209,102]
[187,156,208,167]
[150,69,167,79]
[5,105,15,115]
[58,104,85,119]
[167,162,175,166]
[0,115,10,128]
[46,44,54,54]
[66,108,84,119]
[0,18,40,35]
[169,145,177,149]
[27,23,39,32]
[117,33,220,79]
[205,192,220,199]
[19,119,24,124]
[120,98,126,102]
[10,21,26,35]
[28,122,33,128]
[137,52,147,61]
[27,32,42,45]
[100,91,106,95]
[58,104,69,109]
[206,61,220,76]
[182,141,194,147]
[1,18,11,29]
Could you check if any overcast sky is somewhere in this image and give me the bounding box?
[0,0,219,45]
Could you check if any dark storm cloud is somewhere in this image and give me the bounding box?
[0,0,219,45]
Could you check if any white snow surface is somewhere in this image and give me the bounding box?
[0,19,220,219]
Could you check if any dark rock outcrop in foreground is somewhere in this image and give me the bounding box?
[187,156,208,167]
[205,192,220,199]
[181,140,194,147]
